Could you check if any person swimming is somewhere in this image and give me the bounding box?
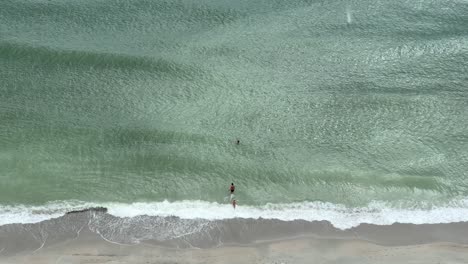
[230,183,235,194]
[232,199,237,209]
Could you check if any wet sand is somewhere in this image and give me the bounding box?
[1,209,468,263]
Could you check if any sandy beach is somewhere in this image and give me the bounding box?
[2,228,468,264]
[2,0,468,263]
[1,209,468,264]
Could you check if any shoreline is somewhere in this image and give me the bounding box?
[1,209,468,263]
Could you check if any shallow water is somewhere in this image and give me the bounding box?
[1,0,467,226]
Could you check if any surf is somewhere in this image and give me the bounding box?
[3,199,468,229]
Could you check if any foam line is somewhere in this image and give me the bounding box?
[2,199,468,229]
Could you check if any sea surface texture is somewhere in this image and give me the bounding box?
[0,0,467,229]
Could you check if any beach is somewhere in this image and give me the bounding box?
[1,209,468,263]
[1,0,468,262]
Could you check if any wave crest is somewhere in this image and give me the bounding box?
[2,199,468,229]
[0,41,197,76]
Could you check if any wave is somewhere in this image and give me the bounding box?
[0,41,197,76]
[2,199,468,229]
[2,0,247,27]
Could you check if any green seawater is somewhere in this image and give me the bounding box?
[1,0,467,208]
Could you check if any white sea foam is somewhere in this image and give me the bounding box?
[0,201,100,226]
[2,199,468,229]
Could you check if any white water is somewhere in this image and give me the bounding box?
[2,199,468,229]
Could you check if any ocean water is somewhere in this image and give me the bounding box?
[0,0,467,229]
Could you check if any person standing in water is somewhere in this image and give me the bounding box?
[229,183,236,209]
[229,183,236,207]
